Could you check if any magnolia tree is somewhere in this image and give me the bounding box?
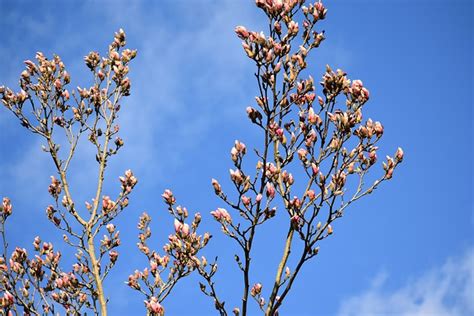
[0,1,403,315]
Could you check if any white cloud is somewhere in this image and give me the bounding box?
[338,248,474,316]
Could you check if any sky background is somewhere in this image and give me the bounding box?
[0,0,472,315]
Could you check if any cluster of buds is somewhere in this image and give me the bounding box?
[0,30,141,315]
[0,291,14,309]
[307,107,322,126]
[293,77,315,104]
[255,0,300,17]
[202,0,405,313]
[61,195,73,208]
[320,65,350,101]
[246,106,263,124]
[383,148,404,179]
[328,109,360,134]
[210,208,232,224]
[267,122,285,143]
[229,169,251,190]
[100,231,121,253]
[130,191,212,312]
[42,245,61,268]
[250,282,263,297]
[291,214,304,230]
[348,79,370,104]
[1,236,71,312]
[136,212,152,256]
[161,189,176,205]
[54,272,78,290]
[302,1,328,22]
[264,162,279,181]
[102,196,116,214]
[0,86,26,110]
[1,197,12,218]
[231,140,247,163]
[281,170,295,187]
[174,219,190,237]
[48,176,62,199]
[354,119,384,139]
[1,52,73,122]
[9,247,28,274]
[329,171,347,195]
[109,250,119,264]
[119,169,138,193]
[236,25,294,68]
[84,51,100,71]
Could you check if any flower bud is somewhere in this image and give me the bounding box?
[1,197,12,216]
[250,283,262,297]
[266,182,276,199]
[161,189,176,204]
[327,225,333,235]
[106,224,116,234]
[395,147,404,162]
[235,26,250,40]
[109,250,119,263]
[211,178,222,194]
[210,208,232,223]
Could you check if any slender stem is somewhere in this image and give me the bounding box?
[87,228,107,316]
[265,227,294,315]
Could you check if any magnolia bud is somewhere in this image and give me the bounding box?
[266,183,276,199]
[396,147,404,162]
[211,178,222,194]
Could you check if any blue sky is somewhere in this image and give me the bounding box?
[0,0,472,315]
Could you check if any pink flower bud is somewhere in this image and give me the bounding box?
[145,297,164,315]
[229,169,243,185]
[182,223,190,236]
[288,21,299,35]
[3,291,14,306]
[374,121,384,137]
[266,182,276,199]
[250,283,262,297]
[241,195,251,207]
[54,79,62,90]
[161,189,175,204]
[210,208,232,223]
[1,197,12,216]
[235,26,250,40]
[256,193,263,203]
[174,218,181,233]
[396,147,404,162]
[297,148,308,161]
[308,107,322,125]
[109,250,119,263]
[211,178,222,194]
[62,89,70,100]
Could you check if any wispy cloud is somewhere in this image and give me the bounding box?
[338,248,474,316]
